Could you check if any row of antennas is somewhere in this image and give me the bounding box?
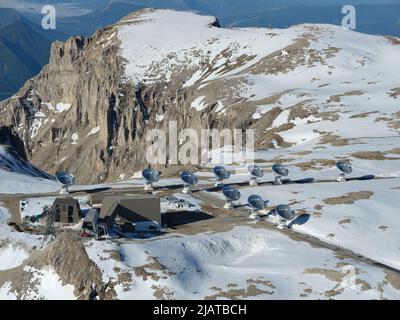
[55,161,352,195]
[222,186,303,229]
[142,161,352,193]
[142,168,302,228]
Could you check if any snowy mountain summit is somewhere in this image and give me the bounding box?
[0,8,399,182]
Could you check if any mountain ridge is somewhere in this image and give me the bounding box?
[0,8,52,101]
[0,9,399,183]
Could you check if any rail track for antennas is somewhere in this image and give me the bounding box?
[190,190,400,275]
[0,175,397,199]
[1,173,399,274]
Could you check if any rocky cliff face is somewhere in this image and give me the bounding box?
[0,9,399,184]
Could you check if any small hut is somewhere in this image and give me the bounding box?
[52,197,81,225]
[99,195,161,232]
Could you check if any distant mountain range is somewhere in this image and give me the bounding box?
[13,0,400,37]
[0,0,399,101]
[56,1,144,36]
[0,8,66,101]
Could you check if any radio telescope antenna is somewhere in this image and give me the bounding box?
[180,171,198,194]
[248,165,264,186]
[272,163,289,185]
[56,171,75,194]
[274,204,296,229]
[222,185,241,209]
[142,168,160,191]
[336,161,352,182]
[213,166,230,187]
[248,194,269,218]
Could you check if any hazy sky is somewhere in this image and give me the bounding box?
[1,0,399,17]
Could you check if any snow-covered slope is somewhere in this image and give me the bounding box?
[0,145,58,194]
[1,8,399,182]
[118,9,400,152]
[85,226,400,300]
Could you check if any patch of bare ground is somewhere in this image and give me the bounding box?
[288,199,305,206]
[349,111,379,119]
[152,285,174,299]
[385,36,400,45]
[253,159,268,164]
[338,218,351,225]
[252,101,297,149]
[267,156,293,165]
[244,38,310,75]
[388,87,400,98]
[205,284,273,300]
[258,102,346,149]
[0,198,21,223]
[0,231,113,300]
[288,103,315,121]
[375,117,393,123]
[318,133,349,147]
[389,120,400,129]
[304,267,371,297]
[299,288,314,297]
[387,148,400,155]
[293,150,312,156]
[385,112,400,129]
[295,159,337,171]
[117,272,133,292]
[289,104,340,123]
[304,268,345,282]
[327,90,364,103]
[355,279,372,292]
[323,191,373,205]
[385,271,400,290]
[247,278,276,289]
[313,211,322,218]
[133,256,175,282]
[351,151,399,160]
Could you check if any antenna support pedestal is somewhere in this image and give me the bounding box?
[273,175,283,185]
[59,186,69,194]
[215,180,223,187]
[249,178,258,186]
[182,185,191,194]
[224,200,233,209]
[249,209,258,219]
[144,182,154,191]
[337,173,346,182]
[277,220,286,230]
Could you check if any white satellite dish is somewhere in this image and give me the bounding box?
[213,166,230,187]
[142,168,160,191]
[248,165,264,186]
[222,185,241,209]
[336,161,352,182]
[248,194,269,218]
[274,204,296,229]
[180,171,198,194]
[56,171,75,194]
[272,163,289,185]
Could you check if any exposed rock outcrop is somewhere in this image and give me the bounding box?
[1,9,399,184]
